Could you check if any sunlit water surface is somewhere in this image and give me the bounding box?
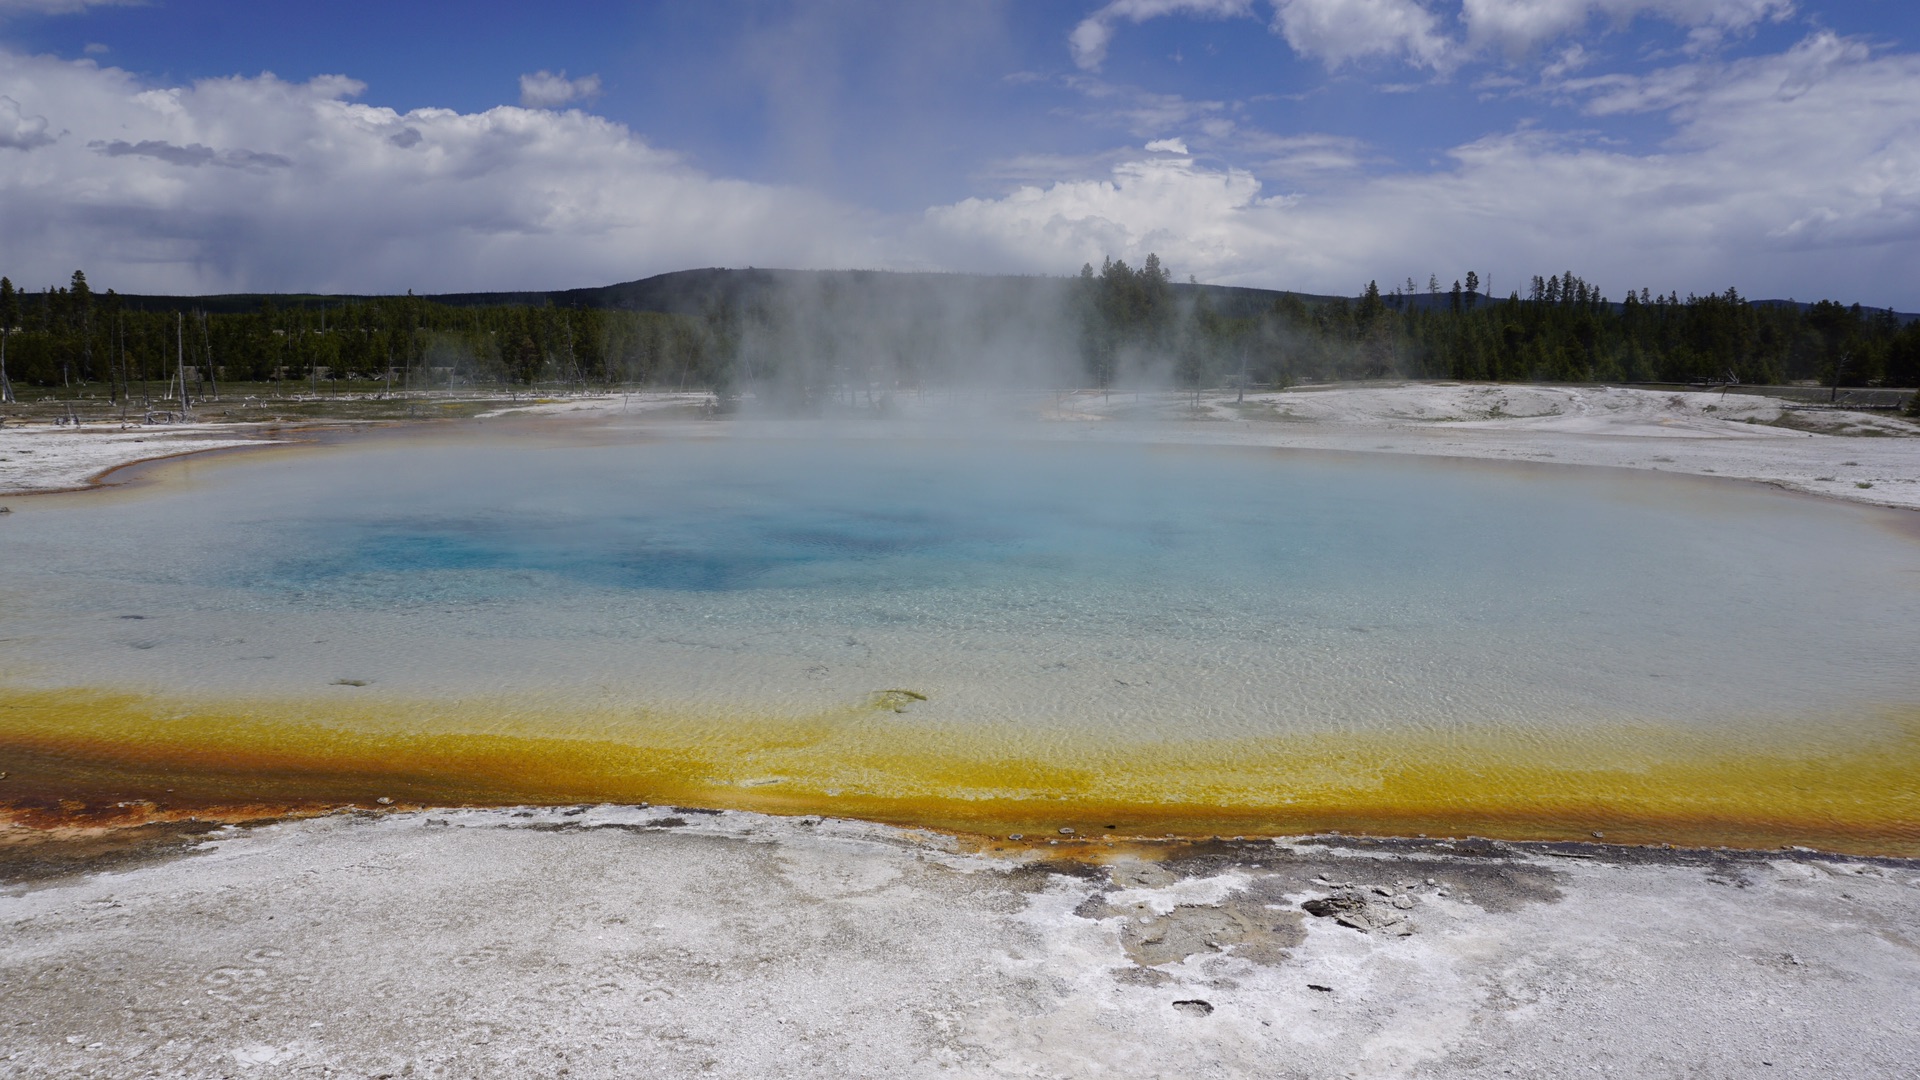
[4,427,1918,850]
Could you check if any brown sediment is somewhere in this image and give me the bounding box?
[3,685,1917,856]
[63,423,366,497]
[0,817,238,884]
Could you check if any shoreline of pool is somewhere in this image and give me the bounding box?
[4,383,1917,511]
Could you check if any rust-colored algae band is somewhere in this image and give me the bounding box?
[3,686,1918,856]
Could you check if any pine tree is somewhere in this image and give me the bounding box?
[1358,280,1385,323]
[70,270,93,386]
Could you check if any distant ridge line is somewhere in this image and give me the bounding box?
[108,267,1919,324]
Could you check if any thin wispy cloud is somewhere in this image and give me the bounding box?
[518,70,602,109]
[1075,0,1801,73]
[1071,0,1257,70]
[1462,0,1797,58]
[90,138,292,169]
[0,0,141,15]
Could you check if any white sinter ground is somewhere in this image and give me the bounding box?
[0,422,281,496]
[1,808,1916,1078]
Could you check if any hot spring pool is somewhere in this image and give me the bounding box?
[3,426,1918,851]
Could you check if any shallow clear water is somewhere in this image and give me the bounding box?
[3,427,1919,848]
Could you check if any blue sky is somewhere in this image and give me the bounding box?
[2,1,1917,306]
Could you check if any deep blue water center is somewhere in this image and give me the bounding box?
[256,437,1571,604]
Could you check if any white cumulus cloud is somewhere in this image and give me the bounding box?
[2,28,1916,309]
[0,49,881,293]
[926,31,1920,308]
[1269,0,1457,70]
[0,92,52,147]
[518,69,602,109]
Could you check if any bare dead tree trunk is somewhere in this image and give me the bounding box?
[203,312,218,401]
[118,314,128,423]
[176,312,192,416]
[0,327,13,405]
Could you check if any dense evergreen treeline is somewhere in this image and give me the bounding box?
[2,265,1916,408]
[0,271,722,401]
[1077,259,1920,392]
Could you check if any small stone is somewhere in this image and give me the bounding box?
[1058,827,1075,835]
[376,797,393,805]
[1307,984,1333,993]
[1007,833,1024,841]
[1592,831,1605,839]
[1171,999,1214,1016]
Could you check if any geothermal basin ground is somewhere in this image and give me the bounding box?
[2,381,1919,1077]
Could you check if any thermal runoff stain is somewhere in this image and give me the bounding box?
[3,687,1918,855]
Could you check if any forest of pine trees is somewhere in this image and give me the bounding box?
[1,265,1916,404]
[0,275,723,400]
[1076,262,1920,393]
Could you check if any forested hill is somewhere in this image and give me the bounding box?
[489,268,1337,322]
[107,268,1344,321]
[107,267,1917,326]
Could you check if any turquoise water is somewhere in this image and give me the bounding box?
[3,428,1919,740]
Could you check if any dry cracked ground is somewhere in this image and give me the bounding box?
[4,807,1919,1079]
